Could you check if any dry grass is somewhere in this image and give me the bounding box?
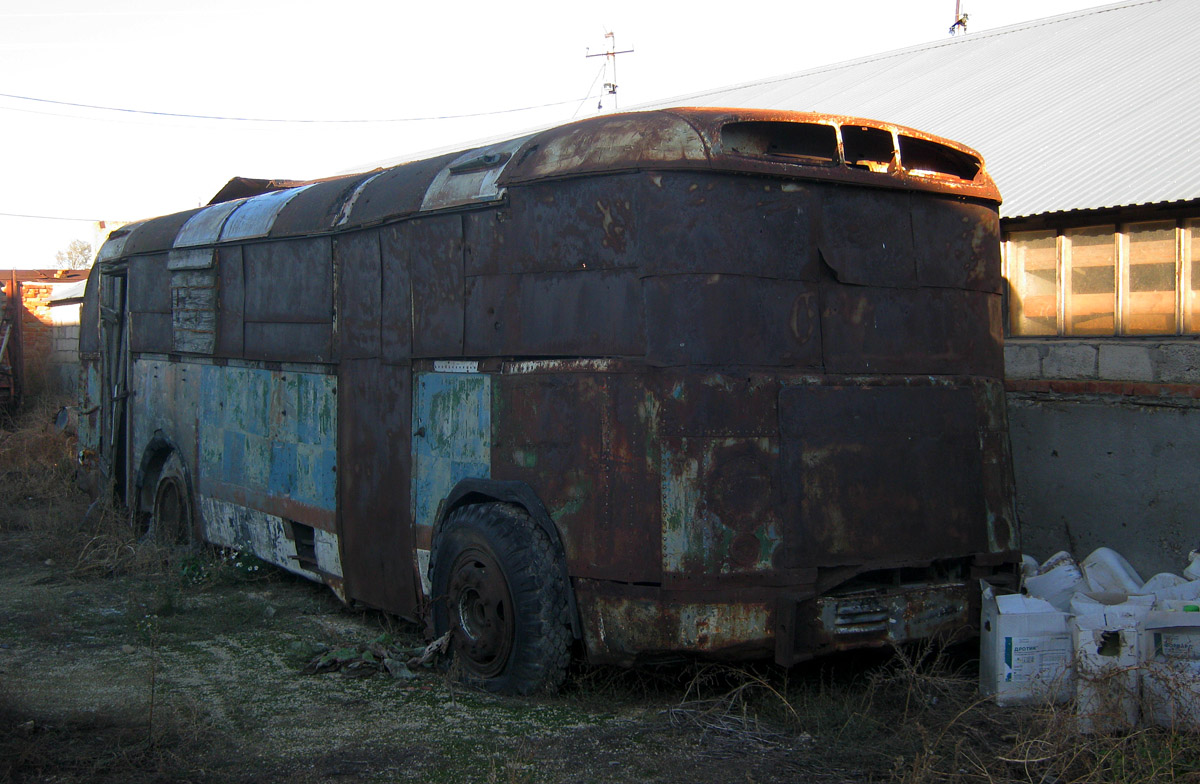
[647,643,1200,784]
[0,395,181,578]
[0,396,81,529]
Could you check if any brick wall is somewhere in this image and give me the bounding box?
[13,283,81,396]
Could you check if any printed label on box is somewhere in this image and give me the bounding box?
[1005,636,1071,682]
[1154,632,1200,660]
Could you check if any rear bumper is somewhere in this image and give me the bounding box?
[775,581,974,666]
[574,569,1008,666]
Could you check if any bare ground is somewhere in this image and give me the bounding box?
[0,537,863,784]
[3,401,1198,784]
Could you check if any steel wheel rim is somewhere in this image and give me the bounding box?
[447,545,514,678]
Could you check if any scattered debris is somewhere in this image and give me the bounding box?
[303,632,451,679]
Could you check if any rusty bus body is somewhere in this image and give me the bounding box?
[78,108,1019,693]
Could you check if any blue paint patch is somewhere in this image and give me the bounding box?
[294,373,334,446]
[222,430,246,484]
[242,433,272,491]
[269,440,298,497]
[412,373,491,528]
[295,443,337,510]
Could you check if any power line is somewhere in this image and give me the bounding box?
[0,91,588,124]
[0,211,108,222]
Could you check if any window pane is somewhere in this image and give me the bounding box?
[1185,221,1200,334]
[1126,221,1176,335]
[1008,231,1057,335]
[1065,226,1115,336]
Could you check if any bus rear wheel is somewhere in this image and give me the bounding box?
[430,502,571,695]
[148,452,193,546]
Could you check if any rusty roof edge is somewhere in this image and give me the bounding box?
[496,107,999,202]
[104,108,999,260]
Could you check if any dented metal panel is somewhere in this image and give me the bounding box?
[464,270,644,358]
[643,275,821,367]
[173,200,242,248]
[408,215,464,357]
[220,185,314,242]
[575,580,774,665]
[778,381,991,568]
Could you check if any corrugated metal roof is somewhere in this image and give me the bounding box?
[638,0,1200,218]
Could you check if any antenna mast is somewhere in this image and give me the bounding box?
[585,32,634,111]
[949,1,968,35]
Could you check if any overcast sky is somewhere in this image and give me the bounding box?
[1,0,1108,268]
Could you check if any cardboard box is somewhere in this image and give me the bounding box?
[1141,612,1200,730]
[1073,610,1142,734]
[980,582,1074,706]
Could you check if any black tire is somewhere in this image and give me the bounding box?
[430,502,571,695]
[147,452,193,546]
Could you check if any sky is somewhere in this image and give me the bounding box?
[1,0,1109,268]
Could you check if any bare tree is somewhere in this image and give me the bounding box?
[56,239,94,270]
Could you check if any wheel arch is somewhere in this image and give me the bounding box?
[135,431,191,516]
[433,478,581,640]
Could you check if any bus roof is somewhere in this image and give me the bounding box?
[100,108,999,262]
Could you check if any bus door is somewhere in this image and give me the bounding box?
[99,269,129,497]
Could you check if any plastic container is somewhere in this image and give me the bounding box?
[1024,551,1084,612]
[1185,549,1200,581]
[1082,547,1144,594]
[1021,554,1041,580]
[1142,572,1188,594]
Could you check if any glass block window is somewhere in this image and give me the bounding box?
[1185,220,1199,333]
[1064,226,1115,336]
[1007,230,1057,336]
[1006,219,1198,337]
[1125,222,1177,335]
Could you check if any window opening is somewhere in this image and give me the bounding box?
[720,121,838,165]
[841,126,894,172]
[898,135,980,181]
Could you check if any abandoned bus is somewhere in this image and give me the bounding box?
[77,108,1020,694]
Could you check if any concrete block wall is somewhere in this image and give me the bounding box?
[1004,338,1200,576]
[1005,339,1200,385]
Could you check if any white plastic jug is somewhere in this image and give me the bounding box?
[1082,547,1144,594]
[1184,549,1200,581]
[1024,551,1084,612]
[1021,554,1040,580]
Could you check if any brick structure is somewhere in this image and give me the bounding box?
[1,270,89,402]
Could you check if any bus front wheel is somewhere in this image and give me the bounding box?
[430,502,571,694]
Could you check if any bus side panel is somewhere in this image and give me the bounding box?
[191,363,340,580]
[777,382,989,567]
[490,370,662,583]
[338,359,416,615]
